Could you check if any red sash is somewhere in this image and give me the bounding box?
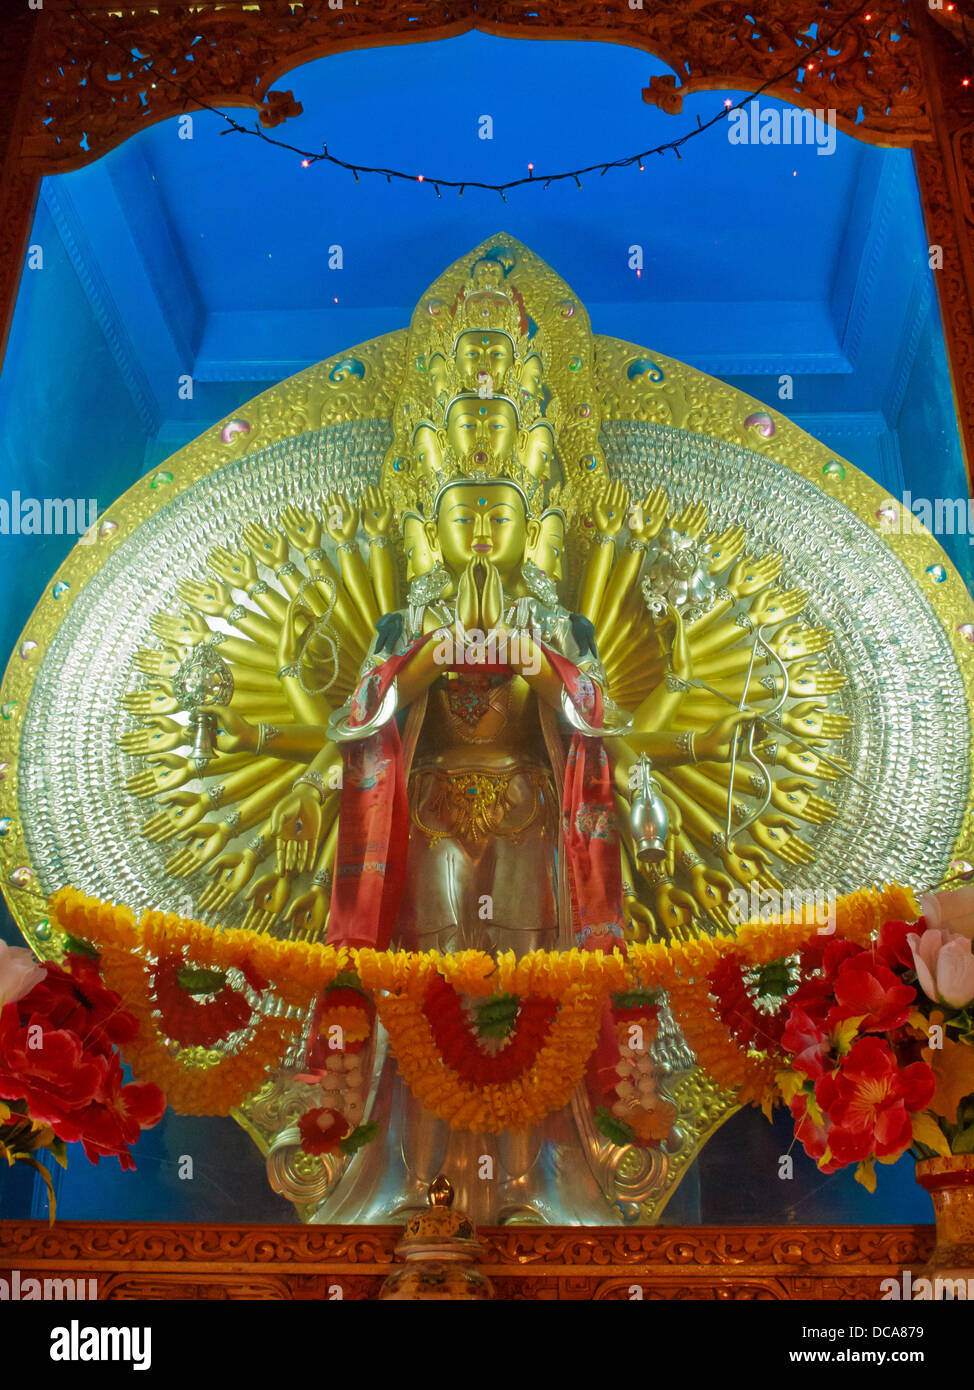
[325,635,433,949]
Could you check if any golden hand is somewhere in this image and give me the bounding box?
[243,522,288,569]
[198,848,260,913]
[687,864,736,931]
[141,790,207,843]
[118,716,186,756]
[750,813,815,867]
[325,490,360,544]
[726,554,783,599]
[134,646,185,679]
[593,480,630,536]
[208,705,258,754]
[704,525,747,573]
[770,776,836,825]
[652,880,698,937]
[696,710,756,761]
[623,892,657,944]
[208,545,258,589]
[280,504,323,553]
[758,739,849,780]
[178,578,233,618]
[286,886,329,941]
[270,786,323,874]
[780,699,851,743]
[125,753,193,799]
[150,611,210,646]
[722,839,772,884]
[455,558,480,632]
[122,684,180,717]
[749,587,808,627]
[787,659,846,697]
[720,843,783,893]
[627,486,670,541]
[671,499,709,539]
[361,485,393,538]
[166,820,233,877]
[767,623,831,661]
[478,559,504,631]
[243,871,292,934]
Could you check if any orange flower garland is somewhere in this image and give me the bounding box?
[375,982,608,1132]
[48,881,922,1124]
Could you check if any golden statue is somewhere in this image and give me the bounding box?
[3,237,973,1225]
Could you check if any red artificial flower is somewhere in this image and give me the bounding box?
[14,958,138,1054]
[874,918,920,973]
[814,1036,935,1167]
[829,955,916,1034]
[780,1005,830,1080]
[0,1003,107,1129]
[298,1106,350,1155]
[789,1090,842,1172]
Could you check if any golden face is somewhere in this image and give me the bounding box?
[454,331,514,390]
[529,511,566,582]
[412,424,443,481]
[445,397,519,467]
[523,422,555,482]
[433,482,528,580]
[402,514,437,582]
[520,353,544,398]
[428,353,450,398]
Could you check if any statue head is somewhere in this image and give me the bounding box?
[522,421,555,483]
[441,395,524,470]
[454,330,515,392]
[411,422,443,482]
[402,511,438,582]
[427,480,537,584]
[527,507,567,582]
[519,352,545,399]
[428,353,450,399]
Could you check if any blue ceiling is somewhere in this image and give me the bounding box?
[40,31,917,409]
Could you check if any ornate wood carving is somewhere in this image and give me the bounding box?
[0,1219,934,1299]
[22,0,931,178]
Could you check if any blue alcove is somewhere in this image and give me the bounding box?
[0,32,963,1228]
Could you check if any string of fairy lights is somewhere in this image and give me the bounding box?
[64,0,928,196]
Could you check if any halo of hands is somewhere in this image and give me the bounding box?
[128,479,845,945]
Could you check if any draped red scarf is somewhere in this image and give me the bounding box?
[325,636,625,960]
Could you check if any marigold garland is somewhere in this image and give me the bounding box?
[48,881,922,1124]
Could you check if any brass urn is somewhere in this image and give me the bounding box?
[378,1176,494,1300]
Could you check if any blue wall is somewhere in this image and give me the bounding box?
[0,33,966,1228]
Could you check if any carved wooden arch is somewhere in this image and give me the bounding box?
[0,0,971,460]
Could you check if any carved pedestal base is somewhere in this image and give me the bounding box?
[0,1221,934,1300]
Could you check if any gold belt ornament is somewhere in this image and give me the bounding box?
[410,767,548,845]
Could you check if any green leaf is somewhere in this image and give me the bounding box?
[50,1137,69,1170]
[339,1122,378,1156]
[326,971,367,997]
[952,1123,974,1154]
[18,1156,56,1225]
[177,966,228,995]
[593,1106,635,1148]
[611,989,660,1011]
[61,933,99,960]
